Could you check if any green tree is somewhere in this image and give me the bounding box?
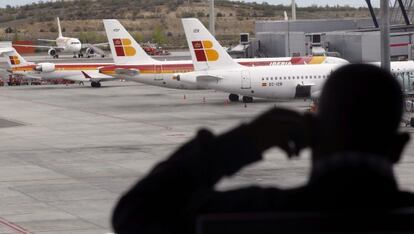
[152,26,167,45]
[133,32,144,43]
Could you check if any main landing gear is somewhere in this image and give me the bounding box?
[229,93,239,102]
[228,93,253,103]
[242,96,253,103]
[91,81,101,88]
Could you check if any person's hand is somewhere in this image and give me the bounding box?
[245,107,312,158]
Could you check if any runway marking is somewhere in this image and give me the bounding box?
[0,217,32,234]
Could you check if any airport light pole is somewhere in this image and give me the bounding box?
[209,0,215,36]
[292,0,296,21]
[380,0,391,71]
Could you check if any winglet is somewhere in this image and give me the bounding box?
[81,71,91,79]
[182,18,241,71]
[103,19,156,65]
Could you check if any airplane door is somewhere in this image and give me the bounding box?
[241,70,251,89]
[295,85,311,98]
[154,65,163,81]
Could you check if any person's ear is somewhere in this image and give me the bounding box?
[389,132,410,164]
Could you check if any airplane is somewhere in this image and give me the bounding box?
[13,17,106,59]
[0,47,115,87]
[177,18,414,103]
[98,19,348,101]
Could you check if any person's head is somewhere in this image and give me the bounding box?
[312,64,409,164]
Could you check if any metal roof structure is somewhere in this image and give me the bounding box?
[367,0,414,26]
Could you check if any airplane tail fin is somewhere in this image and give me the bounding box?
[0,48,33,68]
[57,17,63,38]
[182,18,241,71]
[103,19,156,65]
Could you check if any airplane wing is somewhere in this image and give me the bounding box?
[61,75,90,82]
[92,42,109,47]
[82,43,107,56]
[38,39,57,43]
[12,73,42,80]
[12,44,64,51]
[81,71,118,82]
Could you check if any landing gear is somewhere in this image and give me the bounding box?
[78,53,84,58]
[229,93,239,102]
[91,81,101,88]
[53,54,59,59]
[242,96,253,103]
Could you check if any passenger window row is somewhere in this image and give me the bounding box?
[262,75,327,81]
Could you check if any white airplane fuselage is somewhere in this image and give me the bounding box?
[11,63,113,82]
[56,37,82,53]
[179,63,340,99]
[99,57,349,90]
[178,61,414,100]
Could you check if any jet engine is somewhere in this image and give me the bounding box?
[48,48,57,57]
[34,63,56,73]
[85,48,95,56]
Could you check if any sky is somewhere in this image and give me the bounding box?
[0,0,380,8]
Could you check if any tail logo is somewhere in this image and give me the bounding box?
[192,40,219,62]
[113,38,136,57]
[9,56,20,65]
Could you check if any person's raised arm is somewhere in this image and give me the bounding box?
[112,107,310,234]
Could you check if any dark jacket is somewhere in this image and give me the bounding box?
[112,126,414,234]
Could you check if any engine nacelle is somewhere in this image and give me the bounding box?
[86,47,95,55]
[35,63,55,73]
[48,48,57,56]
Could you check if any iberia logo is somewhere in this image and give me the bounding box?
[192,40,219,62]
[9,56,20,65]
[113,38,136,57]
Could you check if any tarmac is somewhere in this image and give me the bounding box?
[0,55,414,233]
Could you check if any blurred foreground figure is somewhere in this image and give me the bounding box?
[112,64,414,234]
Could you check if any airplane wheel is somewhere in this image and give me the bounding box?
[229,93,239,102]
[242,96,253,103]
[91,82,101,88]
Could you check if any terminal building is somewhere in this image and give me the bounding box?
[238,0,414,63]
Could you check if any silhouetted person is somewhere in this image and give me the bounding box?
[112,64,414,234]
